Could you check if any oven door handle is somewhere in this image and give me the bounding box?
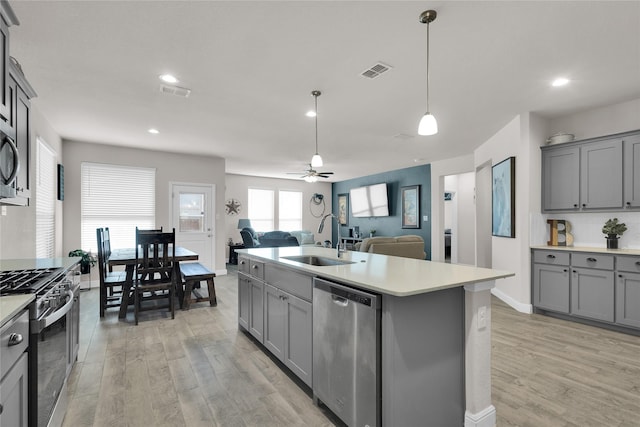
[32,290,74,331]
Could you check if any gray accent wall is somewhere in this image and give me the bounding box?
[332,164,431,259]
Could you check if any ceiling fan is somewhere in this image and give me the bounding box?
[287,164,334,182]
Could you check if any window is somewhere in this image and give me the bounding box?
[279,190,302,231]
[81,163,155,252]
[248,188,274,232]
[36,138,56,258]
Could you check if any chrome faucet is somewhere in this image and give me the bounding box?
[318,213,346,258]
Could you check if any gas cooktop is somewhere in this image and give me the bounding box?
[0,267,64,295]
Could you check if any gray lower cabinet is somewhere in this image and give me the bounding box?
[264,283,312,387]
[238,272,264,343]
[533,263,570,313]
[571,267,615,322]
[615,255,640,329]
[0,309,29,427]
[624,133,640,208]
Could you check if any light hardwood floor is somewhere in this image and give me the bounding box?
[63,268,640,427]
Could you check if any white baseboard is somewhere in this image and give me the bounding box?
[465,405,496,427]
[491,287,532,314]
[215,268,228,276]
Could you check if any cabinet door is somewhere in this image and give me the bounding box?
[571,267,614,322]
[238,273,250,330]
[533,264,570,313]
[284,293,312,387]
[0,352,28,427]
[542,147,579,211]
[249,279,264,342]
[0,18,9,122]
[12,85,30,199]
[615,272,640,328]
[264,284,285,361]
[623,134,640,209]
[580,139,623,209]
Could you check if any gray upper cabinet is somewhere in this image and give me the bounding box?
[542,146,579,211]
[580,139,623,209]
[623,133,640,208]
[541,129,639,213]
[0,11,11,122]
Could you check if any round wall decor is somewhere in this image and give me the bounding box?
[225,198,241,215]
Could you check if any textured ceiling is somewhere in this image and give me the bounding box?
[8,1,640,181]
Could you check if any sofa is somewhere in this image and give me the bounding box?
[259,231,299,248]
[289,230,317,246]
[355,235,426,260]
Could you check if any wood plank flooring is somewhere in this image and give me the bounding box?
[63,268,640,427]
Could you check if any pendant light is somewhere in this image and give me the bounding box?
[310,90,323,168]
[418,10,438,136]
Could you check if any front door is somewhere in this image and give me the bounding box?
[171,183,215,270]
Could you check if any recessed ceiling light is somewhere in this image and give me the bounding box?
[148,128,159,134]
[552,77,569,87]
[306,111,316,117]
[159,74,178,84]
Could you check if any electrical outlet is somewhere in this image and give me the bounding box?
[1,206,6,216]
[478,306,487,329]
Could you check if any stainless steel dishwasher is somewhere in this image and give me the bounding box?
[313,277,381,427]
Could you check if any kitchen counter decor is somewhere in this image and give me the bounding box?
[602,218,627,249]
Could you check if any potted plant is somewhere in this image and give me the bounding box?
[602,218,627,249]
[68,249,97,274]
[369,229,376,238]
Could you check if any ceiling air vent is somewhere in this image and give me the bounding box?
[159,83,191,98]
[360,62,392,79]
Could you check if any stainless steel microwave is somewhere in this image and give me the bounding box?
[0,132,20,199]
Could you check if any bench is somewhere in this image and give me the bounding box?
[179,262,217,309]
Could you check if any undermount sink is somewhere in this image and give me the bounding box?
[281,255,355,267]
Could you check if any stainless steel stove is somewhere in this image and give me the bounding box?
[0,258,81,427]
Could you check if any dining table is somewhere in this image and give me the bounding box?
[108,246,199,319]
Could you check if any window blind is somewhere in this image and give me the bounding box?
[81,162,156,252]
[36,138,56,258]
[278,190,302,231]
[248,188,274,232]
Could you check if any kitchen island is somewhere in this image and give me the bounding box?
[237,246,513,427]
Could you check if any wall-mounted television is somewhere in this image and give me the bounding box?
[350,183,389,217]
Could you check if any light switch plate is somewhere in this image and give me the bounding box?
[1,206,6,216]
[423,215,428,221]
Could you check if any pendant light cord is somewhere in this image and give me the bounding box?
[314,94,319,154]
[426,21,430,113]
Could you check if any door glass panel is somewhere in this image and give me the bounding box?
[179,192,205,232]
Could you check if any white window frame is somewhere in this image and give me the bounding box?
[81,162,156,252]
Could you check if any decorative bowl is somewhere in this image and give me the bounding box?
[546,133,575,145]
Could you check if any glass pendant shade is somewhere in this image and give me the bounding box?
[311,153,323,168]
[418,113,438,136]
[304,175,318,183]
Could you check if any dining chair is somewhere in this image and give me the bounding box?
[133,227,176,325]
[96,228,127,317]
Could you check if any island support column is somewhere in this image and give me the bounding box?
[464,281,496,427]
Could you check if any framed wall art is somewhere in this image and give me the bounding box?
[401,185,420,229]
[337,193,348,226]
[492,156,516,238]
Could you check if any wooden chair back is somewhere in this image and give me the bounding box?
[135,227,175,285]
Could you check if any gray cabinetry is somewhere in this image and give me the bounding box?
[579,139,623,209]
[615,256,640,328]
[623,134,640,208]
[0,309,29,427]
[571,267,615,322]
[542,146,579,211]
[532,249,640,333]
[238,272,250,330]
[541,130,639,213]
[264,283,312,387]
[0,6,13,122]
[237,271,264,343]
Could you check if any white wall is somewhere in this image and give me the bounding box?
[224,174,332,257]
[62,141,227,273]
[0,104,63,259]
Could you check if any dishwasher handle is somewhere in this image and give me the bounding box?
[314,277,380,309]
[331,294,349,307]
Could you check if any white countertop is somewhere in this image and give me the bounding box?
[237,246,513,297]
[531,245,640,256]
[0,294,33,327]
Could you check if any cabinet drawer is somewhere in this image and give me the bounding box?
[572,253,614,270]
[533,250,570,265]
[249,260,265,280]
[238,256,250,275]
[264,264,313,301]
[0,309,28,380]
[616,256,640,273]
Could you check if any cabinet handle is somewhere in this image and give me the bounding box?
[563,269,568,272]
[586,257,597,262]
[7,332,23,346]
[635,261,640,266]
[240,260,245,265]
[573,270,577,273]
[573,204,578,208]
[582,204,586,207]
[252,265,259,269]
[618,274,623,278]
[0,403,3,415]
[546,254,556,259]
[627,202,632,206]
